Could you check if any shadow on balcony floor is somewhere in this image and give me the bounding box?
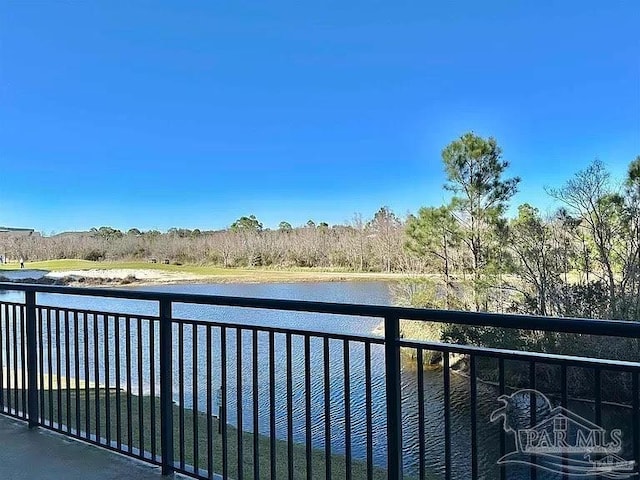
[0,414,179,480]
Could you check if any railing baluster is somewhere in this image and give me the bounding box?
[13,305,19,415]
[529,362,536,480]
[64,310,71,432]
[443,352,451,480]
[159,299,174,476]
[561,364,568,407]
[126,316,133,451]
[178,322,185,469]
[595,367,602,480]
[268,330,276,480]
[595,367,602,426]
[20,305,27,418]
[286,332,293,480]
[343,339,352,480]
[149,318,157,461]
[114,315,122,450]
[25,291,38,428]
[207,325,213,478]
[137,317,144,457]
[323,336,332,480]
[498,358,505,480]
[93,313,100,440]
[252,330,260,480]
[73,312,80,436]
[470,355,478,480]
[10,305,15,415]
[237,327,243,480]
[39,308,45,424]
[83,311,90,438]
[633,372,639,476]
[4,304,10,415]
[47,308,53,427]
[305,335,312,480]
[365,341,373,480]
[102,315,111,446]
[384,315,403,480]
[417,349,425,480]
[561,363,568,472]
[0,303,4,412]
[221,326,229,480]
[56,309,62,428]
[193,323,199,475]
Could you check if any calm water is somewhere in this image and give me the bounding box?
[1,282,634,479]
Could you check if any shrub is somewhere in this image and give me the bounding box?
[83,249,105,261]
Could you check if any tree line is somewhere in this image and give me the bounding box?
[399,132,638,400]
[3,133,638,325]
[405,134,639,324]
[3,210,412,272]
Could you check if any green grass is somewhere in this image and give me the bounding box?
[0,259,405,283]
[0,259,229,275]
[2,387,401,480]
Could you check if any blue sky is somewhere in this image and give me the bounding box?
[1,1,638,233]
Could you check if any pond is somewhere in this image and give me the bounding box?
[1,281,634,479]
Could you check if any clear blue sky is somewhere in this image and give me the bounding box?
[1,1,638,233]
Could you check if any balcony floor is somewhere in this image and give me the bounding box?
[0,415,179,480]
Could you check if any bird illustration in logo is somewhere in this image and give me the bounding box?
[490,389,553,437]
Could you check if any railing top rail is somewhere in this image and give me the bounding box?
[1,282,640,338]
[400,338,640,370]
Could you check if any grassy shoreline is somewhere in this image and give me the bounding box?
[0,259,408,286]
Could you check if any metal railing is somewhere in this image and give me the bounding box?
[0,282,639,479]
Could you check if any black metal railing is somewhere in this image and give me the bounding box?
[0,282,639,479]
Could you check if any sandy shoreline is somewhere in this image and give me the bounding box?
[48,268,211,283]
[0,268,218,286]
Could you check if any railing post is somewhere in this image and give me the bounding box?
[384,315,403,479]
[159,299,174,475]
[25,290,39,428]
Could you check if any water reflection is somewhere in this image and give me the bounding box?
[0,282,635,479]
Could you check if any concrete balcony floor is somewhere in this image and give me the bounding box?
[0,415,181,480]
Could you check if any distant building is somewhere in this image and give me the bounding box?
[0,227,37,262]
[0,227,36,237]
